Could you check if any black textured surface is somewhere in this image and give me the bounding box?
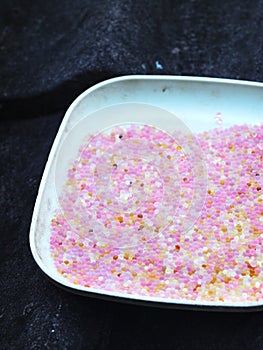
[1,1,263,349]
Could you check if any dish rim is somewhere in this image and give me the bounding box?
[29,75,263,310]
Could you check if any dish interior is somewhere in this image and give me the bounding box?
[31,77,263,307]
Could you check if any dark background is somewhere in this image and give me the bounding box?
[1,1,263,349]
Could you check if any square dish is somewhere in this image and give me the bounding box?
[30,75,263,310]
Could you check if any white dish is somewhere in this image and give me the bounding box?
[30,75,263,310]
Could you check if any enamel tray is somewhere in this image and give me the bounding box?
[30,75,263,310]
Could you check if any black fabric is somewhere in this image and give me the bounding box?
[1,1,263,349]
